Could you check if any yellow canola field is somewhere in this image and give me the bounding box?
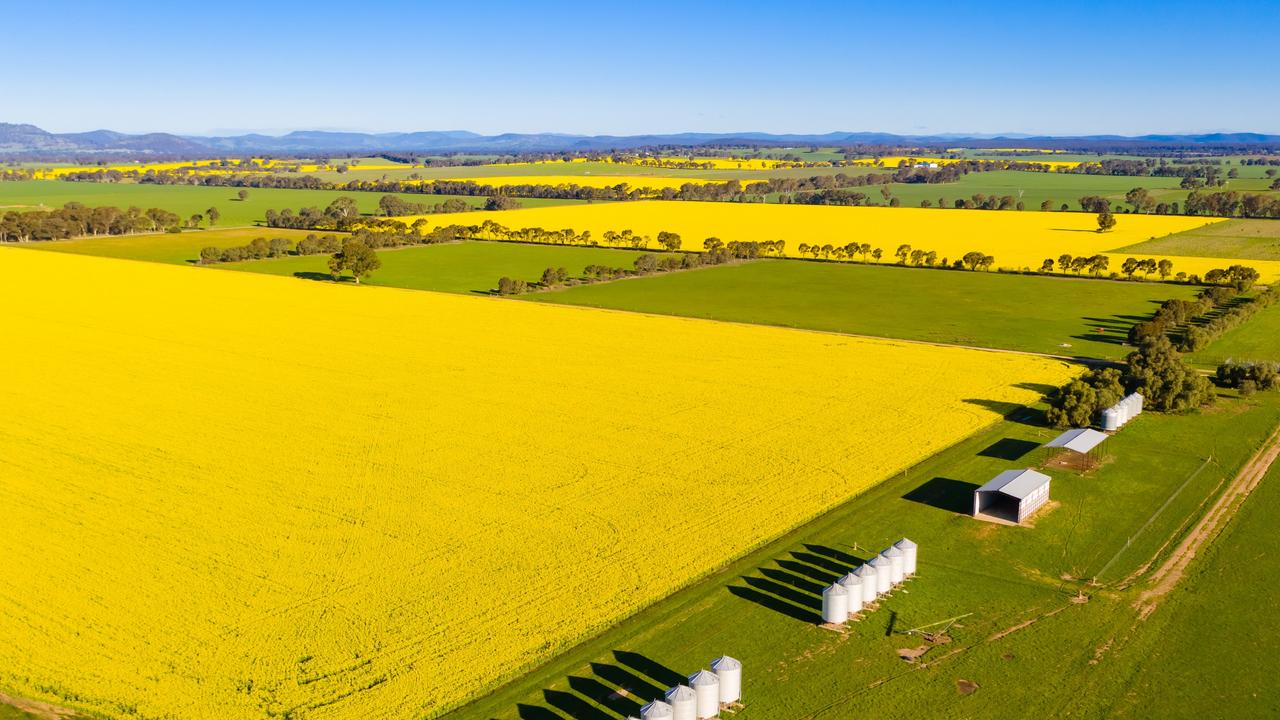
[402,201,1280,281]
[509,156,817,170]
[0,247,1075,720]
[428,174,731,189]
[853,156,1086,171]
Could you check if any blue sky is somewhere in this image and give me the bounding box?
[6,0,1278,136]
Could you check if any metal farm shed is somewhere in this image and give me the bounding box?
[1044,428,1108,471]
[973,469,1051,524]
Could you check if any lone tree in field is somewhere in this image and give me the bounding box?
[328,239,381,283]
[206,207,220,226]
[1096,210,1117,232]
[237,189,249,201]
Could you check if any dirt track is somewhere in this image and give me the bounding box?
[1134,424,1280,619]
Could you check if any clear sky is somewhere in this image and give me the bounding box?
[6,0,1278,137]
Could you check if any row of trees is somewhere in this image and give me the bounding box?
[1048,281,1280,427]
[496,242,753,295]
[198,224,470,264]
[0,203,183,241]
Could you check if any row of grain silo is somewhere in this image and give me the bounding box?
[636,655,742,720]
[821,538,917,624]
[1100,392,1144,432]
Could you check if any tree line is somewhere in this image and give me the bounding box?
[1129,282,1275,352]
[0,203,183,242]
[496,246,742,296]
[1047,283,1279,428]
[198,225,470,264]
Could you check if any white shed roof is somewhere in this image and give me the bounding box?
[977,469,1051,500]
[1045,428,1108,454]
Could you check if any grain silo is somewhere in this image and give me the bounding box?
[893,538,918,576]
[881,546,905,584]
[710,655,742,704]
[821,582,849,624]
[854,563,879,604]
[666,685,696,720]
[687,670,720,719]
[642,700,674,720]
[838,572,864,615]
[867,555,893,594]
[1133,392,1144,413]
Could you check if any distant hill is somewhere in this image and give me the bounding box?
[2,122,1279,156]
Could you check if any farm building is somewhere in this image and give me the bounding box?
[1044,428,1108,471]
[973,469,1051,524]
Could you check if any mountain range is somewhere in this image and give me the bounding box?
[3,122,1279,156]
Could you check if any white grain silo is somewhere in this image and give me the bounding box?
[666,685,696,720]
[1117,399,1131,427]
[868,555,893,594]
[893,538,918,576]
[687,670,720,719]
[642,700,674,720]
[710,655,742,704]
[1101,406,1120,432]
[838,572,864,615]
[821,582,849,624]
[1133,392,1144,414]
[854,563,879,604]
[881,546,905,585]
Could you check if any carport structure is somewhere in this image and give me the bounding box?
[1043,428,1108,471]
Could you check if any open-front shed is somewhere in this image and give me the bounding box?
[973,469,1051,524]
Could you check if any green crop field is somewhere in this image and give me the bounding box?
[1115,218,1280,260]
[30,227,319,265]
[1188,298,1280,367]
[450,390,1280,720]
[0,180,585,226]
[871,170,1188,210]
[224,240,666,294]
[528,259,1198,360]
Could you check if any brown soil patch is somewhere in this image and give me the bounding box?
[0,693,81,720]
[1135,425,1280,619]
[898,645,930,662]
[1090,638,1115,665]
[956,679,980,695]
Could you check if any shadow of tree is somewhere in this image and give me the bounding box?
[293,271,346,282]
